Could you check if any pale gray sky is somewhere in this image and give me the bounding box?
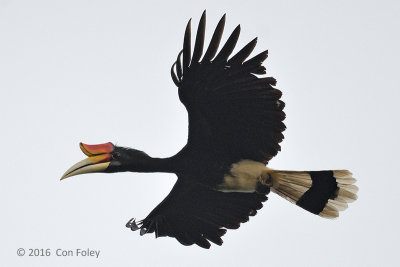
[1,0,399,266]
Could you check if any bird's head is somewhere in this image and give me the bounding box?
[61,142,150,180]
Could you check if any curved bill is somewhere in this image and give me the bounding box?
[61,142,114,180]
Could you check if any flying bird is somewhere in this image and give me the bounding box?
[61,11,358,249]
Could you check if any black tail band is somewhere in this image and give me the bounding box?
[296,171,338,214]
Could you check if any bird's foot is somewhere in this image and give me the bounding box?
[126,218,140,231]
[256,172,272,194]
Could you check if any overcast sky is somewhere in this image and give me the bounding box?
[1,0,399,266]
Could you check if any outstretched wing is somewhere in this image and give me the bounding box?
[171,11,286,164]
[129,179,268,249]
[129,12,283,249]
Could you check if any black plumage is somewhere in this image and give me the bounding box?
[62,11,357,249]
[135,11,285,248]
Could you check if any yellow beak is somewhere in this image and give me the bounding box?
[61,142,114,180]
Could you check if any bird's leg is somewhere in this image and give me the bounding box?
[256,171,273,194]
[126,218,140,231]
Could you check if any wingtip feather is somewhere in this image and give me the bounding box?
[183,19,192,72]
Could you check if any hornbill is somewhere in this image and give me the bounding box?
[61,11,358,249]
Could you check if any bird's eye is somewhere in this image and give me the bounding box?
[112,152,121,160]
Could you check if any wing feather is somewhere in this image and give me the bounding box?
[170,13,285,164]
[133,180,267,248]
[191,10,206,64]
[175,50,183,79]
[202,14,226,62]
[170,62,179,86]
[227,37,258,65]
[183,19,191,74]
[213,24,241,62]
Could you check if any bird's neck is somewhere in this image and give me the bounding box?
[130,156,176,173]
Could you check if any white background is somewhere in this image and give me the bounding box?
[1,0,399,266]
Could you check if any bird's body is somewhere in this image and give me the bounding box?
[62,11,358,249]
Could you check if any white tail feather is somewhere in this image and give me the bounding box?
[320,206,339,218]
[217,160,358,219]
[338,184,359,194]
[337,188,358,203]
[327,199,348,211]
[269,169,358,219]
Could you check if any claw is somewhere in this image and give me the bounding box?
[140,228,148,236]
[126,218,140,231]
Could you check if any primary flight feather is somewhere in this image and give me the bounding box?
[62,11,358,249]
